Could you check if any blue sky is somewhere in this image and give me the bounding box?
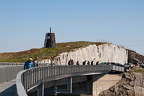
[0,0,144,54]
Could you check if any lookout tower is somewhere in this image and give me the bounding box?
[44,27,56,48]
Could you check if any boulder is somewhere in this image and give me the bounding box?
[99,72,144,96]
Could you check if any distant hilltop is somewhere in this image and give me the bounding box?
[0,41,143,64]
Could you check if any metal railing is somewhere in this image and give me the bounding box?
[0,62,51,84]
[16,65,124,96]
[0,65,23,84]
[0,63,49,66]
[0,63,24,66]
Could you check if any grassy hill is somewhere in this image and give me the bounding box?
[0,41,108,63]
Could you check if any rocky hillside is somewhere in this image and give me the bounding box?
[99,67,144,96]
[128,49,144,64]
[49,44,128,65]
[0,41,144,64]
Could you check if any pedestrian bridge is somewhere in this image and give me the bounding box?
[15,65,124,96]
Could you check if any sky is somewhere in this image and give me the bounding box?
[0,0,144,54]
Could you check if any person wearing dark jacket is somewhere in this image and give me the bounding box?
[24,58,34,69]
[83,60,86,65]
[96,61,99,65]
[91,61,94,65]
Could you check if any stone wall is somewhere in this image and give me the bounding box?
[92,74,122,96]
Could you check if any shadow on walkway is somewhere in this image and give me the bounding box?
[0,84,16,96]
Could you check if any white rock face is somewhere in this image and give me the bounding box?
[53,44,128,65]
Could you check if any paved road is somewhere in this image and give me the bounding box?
[0,79,16,96]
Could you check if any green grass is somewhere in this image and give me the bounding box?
[0,41,108,63]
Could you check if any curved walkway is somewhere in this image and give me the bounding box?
[16,65,124,96]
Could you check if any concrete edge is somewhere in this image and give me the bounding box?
[16,70,28,96]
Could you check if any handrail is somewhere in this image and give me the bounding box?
[0,63,49,66]
[16,70,28,96]
[16,65,124,96]
[0,63,24,66]
[0,65,23,84]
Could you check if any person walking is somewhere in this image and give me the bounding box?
[91,61,94,65]
[87,61,90,65]
[68,59,71,65]
[33,57,39,67]
[68,59,74,65]
[24,58,34,69]
[83,60,86,65]
[96,61,99,65]
[76,61,80,65]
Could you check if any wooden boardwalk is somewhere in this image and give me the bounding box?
[0,79,16,96]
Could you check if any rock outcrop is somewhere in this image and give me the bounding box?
[53,44,128,65]
[40,43,144,65]
[92,74,122,96]
[99,70,144,96]
[128,49,144,64]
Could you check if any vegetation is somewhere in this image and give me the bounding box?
[118,67,144,76]
[0,41,108,63]
[128,67,144,74]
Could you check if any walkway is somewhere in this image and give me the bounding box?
[0,79,16,96]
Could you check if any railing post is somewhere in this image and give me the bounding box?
[67,76,72,93]
[37,83,44,96]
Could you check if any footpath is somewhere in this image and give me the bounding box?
[0,79,16,96]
